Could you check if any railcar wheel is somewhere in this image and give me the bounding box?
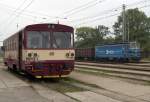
[12,64,17,71]
[4,62,7,66]
[124,58,129,62]
[133,59,140,63]
[7,66,10,71]
[52,78,60,82]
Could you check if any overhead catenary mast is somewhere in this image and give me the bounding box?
[122,4,126,43]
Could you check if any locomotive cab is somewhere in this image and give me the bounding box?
[128,42,141,61]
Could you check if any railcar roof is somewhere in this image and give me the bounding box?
[24,23,73,29]
[3,23,73,42]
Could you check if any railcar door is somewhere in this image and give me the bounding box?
[18,32,22,70]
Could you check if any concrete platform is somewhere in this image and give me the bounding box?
[0,86,50,102]
[0,68,29,88]
[0,66,50,102]
[0,65,76,102]
[136,93,150,101]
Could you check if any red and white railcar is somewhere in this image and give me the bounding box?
[3,23,75,78]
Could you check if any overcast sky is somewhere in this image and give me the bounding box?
[0,0,149,45]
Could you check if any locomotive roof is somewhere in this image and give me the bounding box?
[96,42,131,47]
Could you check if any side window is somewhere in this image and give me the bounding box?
[8,40,9,51]
[5,42,7,51]
[11,39,13,51]
[13,38,15,51]
[13,39,15,51]
[9,39,12,51]
[5,43,6,51]
[8,41,9,51]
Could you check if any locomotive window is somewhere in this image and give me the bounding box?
[27,31,50,49]
[129,42,138,49]
[52,32,73,48]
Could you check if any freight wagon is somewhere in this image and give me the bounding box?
[3,23,75,78]
[75,48,95,60]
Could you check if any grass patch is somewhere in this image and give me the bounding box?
[142,58,150,61]
[45,76,104,93]
[45,80,86,93]
[75,68,107,77]
[62,77,102,89]
[76,67,115,76]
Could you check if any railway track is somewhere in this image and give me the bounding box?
[76,62,150,71]
[123,63,150,67]
[1,63,150,102]
[75,62,150,82]
[76,60,150,67]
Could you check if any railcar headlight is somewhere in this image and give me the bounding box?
[28,53,32,57]
[34,53,37,57]
[66,53,69,57]
[71,53,75,57]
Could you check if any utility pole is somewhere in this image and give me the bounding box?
[127,22,129,42]
[17,24,19,29]
[122,4,126,43]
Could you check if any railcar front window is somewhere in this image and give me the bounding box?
[27,31,73,49]
[52,32,73,48]
[27,31,50,48]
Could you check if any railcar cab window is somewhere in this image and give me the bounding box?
[52,32,73,48]
[27,31,73,49]
[27,31,50,49]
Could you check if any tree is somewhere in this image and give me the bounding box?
[113,8,150,51]
[75,25,109,48]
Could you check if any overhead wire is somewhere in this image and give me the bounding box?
[0,0,149,34]
[51,0,107,24]
[62,0,97,13]
[73,0,150,27]
[0,0,35,43]
[0,0,148,24]
[68,6,122,23]
[69,0,150,24]
[0,0,28,39]
[0,0,27,25]
[0,1,62,24]
[0,0,109,26]
[59,0,99,17]
[2,0,34,34]
[75,13,120,27]
[126,0,149,7]
[64,0,107,17]
[16,0,34,19]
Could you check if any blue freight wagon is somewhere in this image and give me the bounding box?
[95,42,141,62]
